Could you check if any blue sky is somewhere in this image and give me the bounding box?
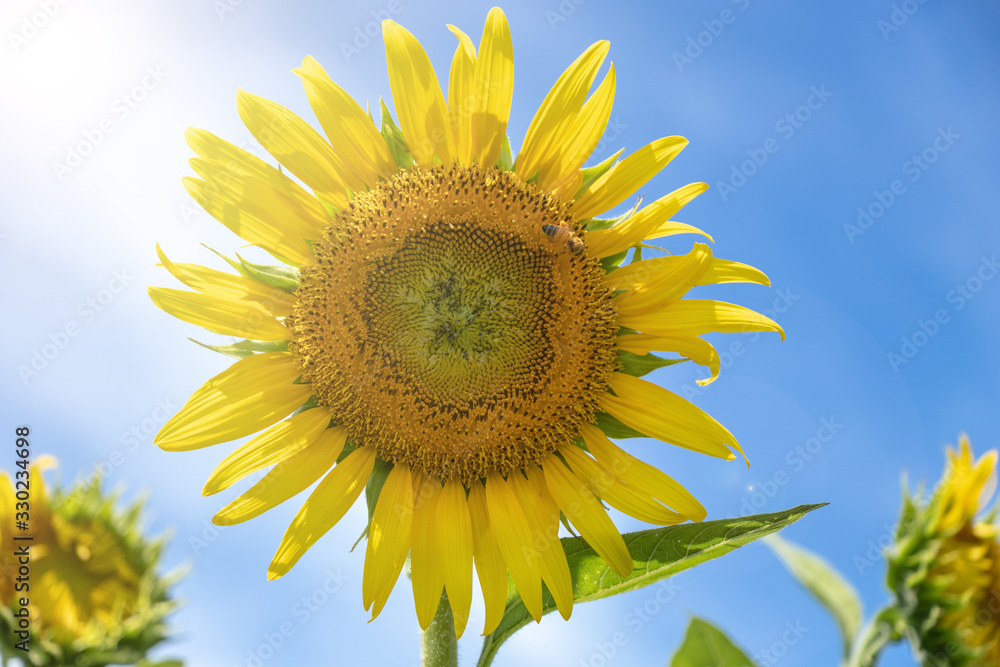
[2,0,998,665]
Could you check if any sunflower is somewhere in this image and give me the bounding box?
[151,8,783,637]
[0,458,176,666]
[886,436,1000,666]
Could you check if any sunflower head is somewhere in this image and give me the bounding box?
[887,435,1000,666]
[0,458,177,667]
[151,7,783,637]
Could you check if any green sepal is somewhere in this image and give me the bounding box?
[594,411,646,439]
[316,195,341,218]
[617,349,685,377]
[670,617,757,667]
[234,253,300,293]
[575,148,623,199]
[599,249,628,273]
[477,504,827,667]
[189,338,289,360]
[497,135,514,171]
[379,99,414,169]
[353,458,393,551]
[201,245,300,294]
[292,396,320,416]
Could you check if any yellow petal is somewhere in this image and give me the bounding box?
[446,25,477,164]
[202,410,335,496]
[382,20,454,167]
[156,244,295,317]
[470,7,514,167]
[515,468,573,620]
[364,462,414,618]
[546,64,616,197]
[155,352,310,452]
[295,56,397,185]
[618,299,785,341]
[616,334,721,386]
[580,424,705,520]
[573,137,689,220]
[435,479,474,637]
[558,443,684,525]
[517,41,610,182]
[585,182,708,258]
[614,243,714,314]
[467,481,509,636]
[213,425,346,525]
[237,90,357,205]
[185,127,327,214]
[542,454,633,577]
[148,286,288,341]
[603,372,745,462]
[268,446,376,579]
[182,175,314,266]
[485,472,544,621]
[411,475,444,629]
[607,254,769,290]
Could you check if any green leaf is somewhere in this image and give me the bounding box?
[617,349,685,377]
[764,533,863,659]
[379,98,414,169]
[594,411,646,439]
[575,148,624,198]
[189,338,288,360]
[476,504,826,667]
[669,617,757,667]
[497,135,514,171]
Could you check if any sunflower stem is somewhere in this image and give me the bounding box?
[846,605,903,667]
[421,590,458,667]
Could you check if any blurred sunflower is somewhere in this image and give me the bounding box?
[0,458,176,666]
[151,8,783,637]
[888,435,1000,665]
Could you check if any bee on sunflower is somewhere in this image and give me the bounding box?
[150,7,783,640]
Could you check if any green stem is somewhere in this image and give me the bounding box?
[846,606,903,667]
[422,590,458,667]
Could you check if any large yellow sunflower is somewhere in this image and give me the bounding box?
[151,8,783,637]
